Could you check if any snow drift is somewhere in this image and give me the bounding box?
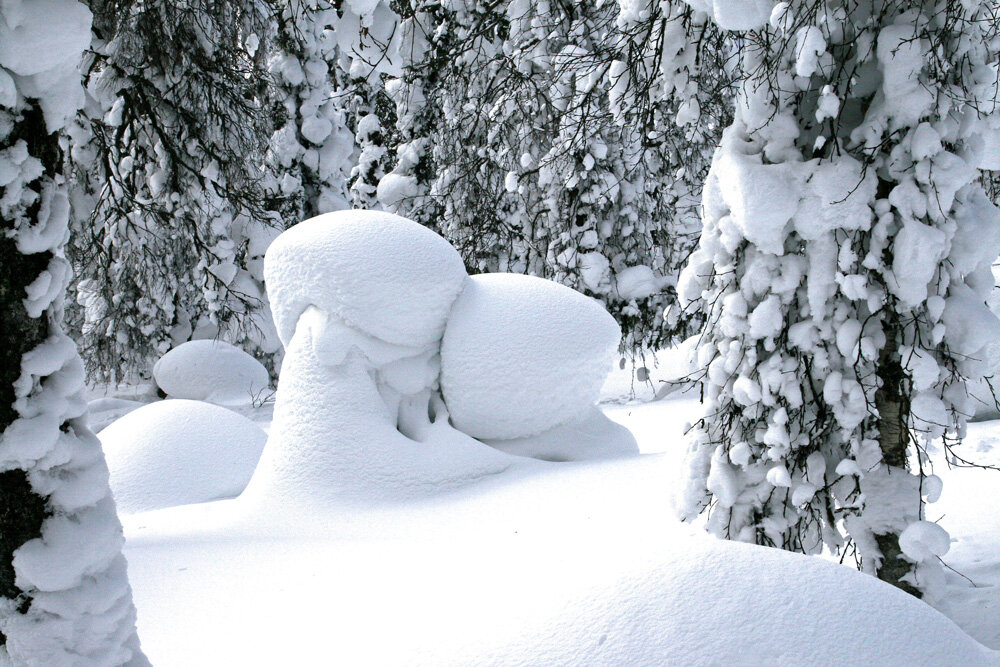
[99,399,267,513]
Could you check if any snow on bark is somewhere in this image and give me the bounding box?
[0,1,146,663]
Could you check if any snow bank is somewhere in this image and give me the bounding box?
[483,407,638,461]
[153,339,270,406]
[264,209,468,348]
[99,400,266,513]
[441,273,621,440]
[122,447,996,666]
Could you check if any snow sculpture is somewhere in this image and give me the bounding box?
[243,211,512,503]
[153,340,270,406]
[100,400,267,513]
[441,273,636,461]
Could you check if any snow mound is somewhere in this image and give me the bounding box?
[121,450,996,666]
[153,339,270,406]
[241,307,515,504]
[483,407,638,462]
[264,209,468,348]
[99,399,267,513]
[441,273,621,440]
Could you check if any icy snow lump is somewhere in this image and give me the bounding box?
[99,399,267,513]
[153,339,270,406]
[441,273,621,440]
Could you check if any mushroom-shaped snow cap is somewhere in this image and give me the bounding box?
[265,210,468,348]
[441,273,621,440]
[153,339,270,406]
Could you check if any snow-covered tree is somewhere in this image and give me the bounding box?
[0,1,146,662]
[68,0,280,381]
[336,0,717,351]
[265,0,356,220]
[675,0,1000,596]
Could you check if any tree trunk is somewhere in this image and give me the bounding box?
[0,107,60,649]
[0,92,146,664]
[873,327,920,598]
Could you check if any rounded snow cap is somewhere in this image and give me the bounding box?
[99,399,266,513]
[153,339,270,406]
[441,273,621,440]
[265,210,468,348]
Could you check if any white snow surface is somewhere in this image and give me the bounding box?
[264,210,468,348]
[120,398,996,666]
[483,406,638,462]
[153,340,270,406]
[241,306,516,504]
[441,273,621,440]
[99,400,266,513]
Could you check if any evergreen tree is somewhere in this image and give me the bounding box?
[0,1,146,661]
[265,0,356,221]
[68,0,280,382]
[674,0,1000,596]
[338,0,717,351]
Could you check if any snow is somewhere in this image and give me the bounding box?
[116,393,997,665]
[900,521,952,562]
[242,306,515,505]
[77,346,1000,664]
[440,273,621,440]
[0,0,92,77]
[86,397,148,433]
[264,210,468,348]
[711,129,801,255]
[483,407,638,462]
[890,219,947,308]
[152,340,270,406]
[98,400,266,513]
[613,264,661,300]
[683,0,774,31]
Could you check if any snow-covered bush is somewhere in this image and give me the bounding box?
[244,210,511,503]
[100,400,267,513]
[245,210,639,502]
[153,340,270,406]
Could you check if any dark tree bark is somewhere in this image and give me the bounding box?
[0,106,60,646]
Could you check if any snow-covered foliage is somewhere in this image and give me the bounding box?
[245,210,636,504]
[246,210,512,502]
[264,0,356,220]
[67,0,280,381]
[675,0,1000,595]
[327,0,717,352]
[99,400,266,514]
[0,0,145,662]
[152,340,270,406]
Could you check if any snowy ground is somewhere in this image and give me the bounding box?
[90,362,1000,664]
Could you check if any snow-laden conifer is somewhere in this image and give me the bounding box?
[674,0,1000,596]
[68,0,279,381]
